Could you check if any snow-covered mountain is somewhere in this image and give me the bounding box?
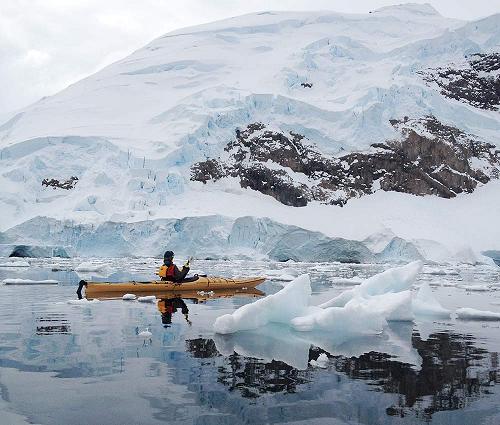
[1,4,499,261]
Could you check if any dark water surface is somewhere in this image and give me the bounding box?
[1,258,500,425]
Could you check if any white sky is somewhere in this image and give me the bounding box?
[1,0,499,117]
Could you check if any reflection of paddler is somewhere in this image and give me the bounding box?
[157,297,191,327]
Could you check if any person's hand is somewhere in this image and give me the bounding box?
[184,259,190,268]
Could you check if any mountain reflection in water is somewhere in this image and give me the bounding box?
[186,329,499,420]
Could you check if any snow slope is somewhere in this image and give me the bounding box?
[0,4,499,258]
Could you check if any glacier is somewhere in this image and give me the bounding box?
[0,5,499,260]
[0,215,374,261]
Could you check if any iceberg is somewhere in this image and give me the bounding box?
[345,290,415,322]
[290,303,387,336]
[319,260,423,308]
[309,353,329,368]
[213,274,314,334]
[214,262,426,341]
[456,308,500,321]
[412,283,451,318]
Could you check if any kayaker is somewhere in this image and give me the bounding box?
[158,250,195,283]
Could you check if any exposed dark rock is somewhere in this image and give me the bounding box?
[419,53,500,110]
[42,176,79,190]
[301,82,313,88]
[191,116,499,206]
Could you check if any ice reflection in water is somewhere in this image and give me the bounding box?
[0,258,499,424]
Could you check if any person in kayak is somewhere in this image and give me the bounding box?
[158,250,198,283]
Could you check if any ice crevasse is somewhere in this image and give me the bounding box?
[214,260,452,337]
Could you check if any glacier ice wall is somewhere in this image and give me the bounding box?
[0,215,375,261]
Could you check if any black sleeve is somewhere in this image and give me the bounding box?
[173,265,190,282]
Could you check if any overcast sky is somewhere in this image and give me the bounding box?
[1,0,499,117]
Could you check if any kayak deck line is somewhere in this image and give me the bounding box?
[78,276,266,298]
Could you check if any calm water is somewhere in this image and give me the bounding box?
[1,258,500,425]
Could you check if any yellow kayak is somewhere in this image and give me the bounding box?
[86,287,265,301]
[80,276,266,298]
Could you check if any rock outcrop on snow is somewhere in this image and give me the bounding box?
[420,53,500,111]
[192,116,499,206]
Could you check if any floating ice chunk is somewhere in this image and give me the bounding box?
[197,290,215,296]
[309,353,329,368]
[273,274,297,283]
[319,261,423,308]
[214,274,313,334]
[330,277,363,286]
[456,307,500,321]
[122,293,137,300]
[412,283,451,318]
[67,299,100,305]
[76,262,107,272]
[460,284,491,292]
[425,267,460,276]
[266,267,300,281]
[0,260,30,267]
[2,278,58,285]
[291,303,386,336]
[346,290,415,322]
[138,330,152,338]
[137,295,156,303]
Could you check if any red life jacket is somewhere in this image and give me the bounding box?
[166,264,175,278]
[158,264,176,280]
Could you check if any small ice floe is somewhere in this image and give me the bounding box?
[412,283,451,318]
[138,329,152,338]
[2,278,58,285]
[309,353,329,368]
[425,267,460,276]
[67,299,100,305]
[122,293,137,301]
[266,267,299,281]
[196,290,215,296]
[0,260,30,267]
[460,284,491,292]
[75,262,107,272]
[330,277,363,286]
[137,295,156,303]
[456,307,500,321]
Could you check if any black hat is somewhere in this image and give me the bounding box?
[164,250,174,259]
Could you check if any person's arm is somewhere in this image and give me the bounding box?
[173,264,189,282]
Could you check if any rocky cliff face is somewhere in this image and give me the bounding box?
[191,117,499,207]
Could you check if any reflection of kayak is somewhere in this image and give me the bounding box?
[87,287,265,301]
[81,276,266,298]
